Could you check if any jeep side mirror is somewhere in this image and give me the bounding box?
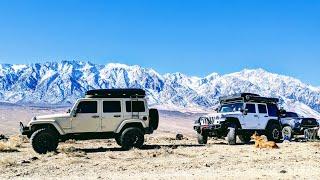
[71,109,77,117]
[278,108,286,117]
[241,109,248,115]
[215,108,219,112]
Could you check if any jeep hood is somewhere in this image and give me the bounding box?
[204,112,242,118]
[36,113,70,120]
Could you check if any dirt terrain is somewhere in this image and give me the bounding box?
[1,105,320,179]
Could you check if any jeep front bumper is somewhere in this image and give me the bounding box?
[194,123,227,137]
[20,122,32,137]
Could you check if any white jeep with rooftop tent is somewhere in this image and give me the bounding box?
[20,89,159,154]
[193,93,283,145]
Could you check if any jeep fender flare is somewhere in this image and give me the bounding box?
[224,117,242,129]
[115,119,147,134]
[30,120,65,135]
[265,119,281,129]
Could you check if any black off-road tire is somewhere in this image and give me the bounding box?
[149,109,159,130]
[115,135,122,146]
[227,124,237,145]
[266,123,281,142]
[197,133,208,144]
[30,128,59,154]
[282,126,293,140]
[239,134,251,144]
[120,127,144,150]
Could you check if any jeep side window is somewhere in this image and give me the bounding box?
[267,104,278,117]
[258,104,267,114]
[76,101,97,113]
[245,104,256,113]
[126,101,145,112]
[103,101,121,113]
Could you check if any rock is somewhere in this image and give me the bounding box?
[280,170,287,174]
[20,160,31,164]
[29,157,39,161]
[0,134,8,140]
[176,134,184,140]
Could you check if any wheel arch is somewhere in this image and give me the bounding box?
[265,119,281,129]
[225,117,242,129]
[30,122,64,135]
[115,120,146,134]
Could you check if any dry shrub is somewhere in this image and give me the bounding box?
[60,146,87,157]
[0,157,17,167]
[0,135,26,152]
[151,147,174,158]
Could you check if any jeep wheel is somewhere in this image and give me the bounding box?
[266,123,281,142]
[31,129,59,154]
[120,127,144,150]
[115,135,122,146]
[197,133,208,144]
[282,126,292,140]
[239,134,251,144]
[227,124,237,145]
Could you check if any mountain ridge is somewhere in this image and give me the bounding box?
[0,61,319,118]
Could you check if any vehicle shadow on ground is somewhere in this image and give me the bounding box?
[77,144,206,153]
[74,142,260,153]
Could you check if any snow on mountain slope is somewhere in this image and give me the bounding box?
[0,61,319,118]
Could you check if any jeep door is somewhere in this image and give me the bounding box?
[257,104,269,129]
[71,100,100,132]
[101,99,123,132]
[243,103,259,129]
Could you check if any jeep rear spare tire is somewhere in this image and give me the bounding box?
[149,109,159,130]
[120,127,144,150]
[31,129,59,154]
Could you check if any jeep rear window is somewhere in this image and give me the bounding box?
[245,104,256,113]
[126,101,145,112]
[76,101,97,113]
[267,104,278,117]
[103,101,121,113]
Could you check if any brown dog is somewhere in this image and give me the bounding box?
[251,132,279,149]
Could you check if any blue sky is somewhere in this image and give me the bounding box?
[0,0,319,85]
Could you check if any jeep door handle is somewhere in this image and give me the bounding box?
[113,115,121,118]
[254,115,258,117]
[264,115,269,117]
[92,115,100,118]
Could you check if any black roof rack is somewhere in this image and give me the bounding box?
[219,93,279,104]
[85,89,146,98]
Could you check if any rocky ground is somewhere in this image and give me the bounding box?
[1,105,320,179]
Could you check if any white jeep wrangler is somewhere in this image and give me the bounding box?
[20,89,159,154]
[193,93,282,145]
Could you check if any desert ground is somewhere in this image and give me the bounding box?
[1,105,320,179]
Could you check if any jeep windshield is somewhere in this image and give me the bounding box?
[219,103,243,113]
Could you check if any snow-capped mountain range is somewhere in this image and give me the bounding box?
[0,61,319,118]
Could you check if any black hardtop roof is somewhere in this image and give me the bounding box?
[85,88,146,98]
[219,93,279,104]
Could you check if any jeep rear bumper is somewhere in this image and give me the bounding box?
[20,122,32,137]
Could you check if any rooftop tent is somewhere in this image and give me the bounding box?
[219,93,279,104]
[85,89,146,98]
